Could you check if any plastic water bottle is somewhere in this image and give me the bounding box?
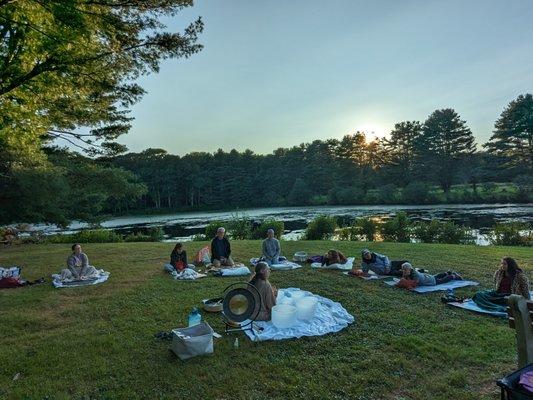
[188,307,201,327]
[234,337,239,349]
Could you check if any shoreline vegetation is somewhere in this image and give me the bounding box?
[1,241,532,399]
[4,213,532,247]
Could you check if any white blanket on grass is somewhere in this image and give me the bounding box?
[244,288,354,342]
[447,291,533,318]
[311,257,354,271]
[342,271,392,280]
[219,266,251,276]
[52,269,110,288]
[249,258,302,270]
[171,268,207,280]
[384,278,479,293]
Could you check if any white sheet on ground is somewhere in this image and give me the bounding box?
[311,257,354,271]
[249,258,302,270]
[384,278,479,293]
[342,271,391,280]
[244,287,354,341]
[219,266,251,276]
[52,269,110,288]
[447,291,533,318]
[167,266,207,280]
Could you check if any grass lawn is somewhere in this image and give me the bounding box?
[1,241,532,400]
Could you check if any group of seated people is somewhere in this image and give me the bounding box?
[60,227,530,323]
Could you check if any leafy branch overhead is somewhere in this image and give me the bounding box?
[0,0,203,155]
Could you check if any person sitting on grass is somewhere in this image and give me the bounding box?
[164,242,188,273]
[249,261,277,321]
[60,244,97,281]
[262,229,281,266]
[356,249,407,277]
[322,249,347,266]
[472,257,530,313]
[399,262,462,287]
[211,227,235,268]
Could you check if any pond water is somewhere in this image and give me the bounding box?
[27,203,533,245]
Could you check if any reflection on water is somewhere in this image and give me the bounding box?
[24,203,532,246]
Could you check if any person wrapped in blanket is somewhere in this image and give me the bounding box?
[262,229,281,266]
[60,244,97,281]
[472,257,530,313]
[211,227,235,267]
[350,249,408,277]
[164,242,189,273]
[397,262,463,289]
[249,262,277,321]
[322,249,347,266]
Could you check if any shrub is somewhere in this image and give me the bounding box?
[250,219,284,239]
[336,226,359,241]
[489,223,533,246]
[355,217,379,241]
[204,221,225,239]
[227,214,252,240]
[412,220,474,244]
[381,212,411,242]
[147,227,165,241]
[304,216,337,240]
[123,233,153,242]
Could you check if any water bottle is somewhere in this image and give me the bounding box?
[234,337,239,349]
[188,307,201,327]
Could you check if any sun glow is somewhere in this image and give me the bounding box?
[355,123,388,141]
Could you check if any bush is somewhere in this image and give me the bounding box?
[355,217,379,241]
[250,219,284,239]
[204,221,225,239]
[147,227,165,241]
[412,220,474,244]
[336,226,359,241]
[227,213,252,240]
[489,223,533,246]
[304,216,337,240]
[329,187,365,205]
[381,212,411,242]
[123,233,153,242]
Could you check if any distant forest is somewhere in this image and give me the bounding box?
[2,96,532,226]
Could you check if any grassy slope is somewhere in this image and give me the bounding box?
[0,241,532,400]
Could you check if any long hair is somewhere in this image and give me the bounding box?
[173,242,183,252]
[328,249,340,263]
[250,262,269,286]
[503,257,520,276]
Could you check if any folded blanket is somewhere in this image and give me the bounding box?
[244,287,354,341]
[249,258,302,271]
[0,266,21,278]
[216,266,251,277]
[448,291,533,317]
[311,257,354,271]
[384,278,479,293]
[52,269,110,288]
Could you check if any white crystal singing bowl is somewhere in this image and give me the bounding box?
[271,304,297,329]
[296,297,318,321]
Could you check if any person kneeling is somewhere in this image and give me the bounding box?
[211,227,235,268]
[249,262,277,321]
[400,262,462,287]
[60,244,97,281]
[472,257,530,313]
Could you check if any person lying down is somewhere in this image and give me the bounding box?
[60,243,98,281]
[397,262,462,288]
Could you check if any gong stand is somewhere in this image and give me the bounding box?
[221,282,263,334]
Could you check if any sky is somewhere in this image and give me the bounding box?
[120,0,533,155]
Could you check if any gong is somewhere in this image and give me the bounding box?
[221,282,262,334]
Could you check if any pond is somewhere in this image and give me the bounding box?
[27,203,533,245]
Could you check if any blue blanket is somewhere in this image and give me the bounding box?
[384,278,479,293]
[448,291,533,318]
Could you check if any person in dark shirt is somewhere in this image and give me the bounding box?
[210,227,235,268]
[170,242,188,271]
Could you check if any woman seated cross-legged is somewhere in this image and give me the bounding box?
[60,243,97,281]
[249,262,277,321]
[472,257,530,313]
